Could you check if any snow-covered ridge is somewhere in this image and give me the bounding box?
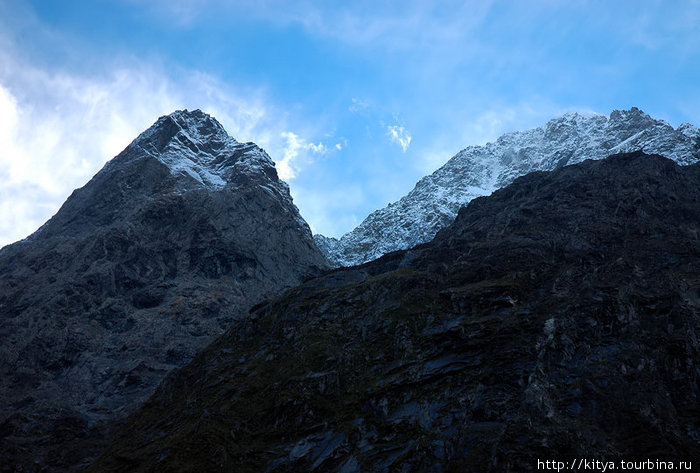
[128,109,278,191]
[101,109,312,236]
[317,107,700,267]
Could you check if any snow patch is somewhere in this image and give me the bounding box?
[130,109,276,191]
[318,108,700,267]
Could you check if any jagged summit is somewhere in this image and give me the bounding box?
[123,109,277,191]
[24,109,293,241]
[317,107,700,266]
[679,122,700,141]
[135,109,235,151]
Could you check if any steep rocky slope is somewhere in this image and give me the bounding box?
[90,152,700,472]
[0,110,328,472]
[318,108,700,266]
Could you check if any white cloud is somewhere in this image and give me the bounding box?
[0,2,356,248]
[0,43,293,248]
[387,125,412,152]
[277,132,329,180]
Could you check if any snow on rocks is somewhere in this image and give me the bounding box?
[316,108,700,267]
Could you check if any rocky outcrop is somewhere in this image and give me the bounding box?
[0,110,328,472]
[318,108,700,266]
[90,152,700,472]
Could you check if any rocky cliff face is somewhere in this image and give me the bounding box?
[0,110,328,472]
[90,152,700,472]
[317,108,700,266]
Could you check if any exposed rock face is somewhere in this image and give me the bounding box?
[0,110,328,472]
[317,108,700,266]
[90,152,700,472]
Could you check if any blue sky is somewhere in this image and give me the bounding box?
[1,0,699,246]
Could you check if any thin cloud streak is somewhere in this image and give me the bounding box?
[387,125,412,152]
[123,0,495,52]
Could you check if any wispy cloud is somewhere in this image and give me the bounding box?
[387,125,412,152]
[122,0,494,53]
[0,2,357,248]
[5,0,700,245]
[252,1,494,52]
[0,33,299,248]
[0,48,337,246]
[277,132,330,180]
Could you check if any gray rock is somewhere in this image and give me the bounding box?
[89,152,700,472]
[0,109,328,472]
[319,108,700,266]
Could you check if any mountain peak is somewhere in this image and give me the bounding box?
[166,108,231,142]
[134,108,235,154]
[0,106,327,471]
[122,109,279,191]
[317,107,700,267]
[609,106,655,127]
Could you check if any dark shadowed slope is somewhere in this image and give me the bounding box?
[0,110,328,472]
[90,152,700,472]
